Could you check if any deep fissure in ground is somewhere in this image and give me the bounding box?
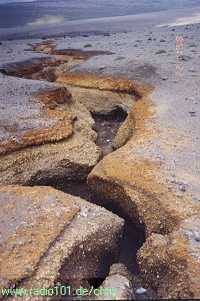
[0,50,154,298]
[43,109,146,279]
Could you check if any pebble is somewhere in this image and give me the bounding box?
[155,50,166,55]
[99,66,105,71]
[189,111,196,117]
[179,183,187,192]
[79,208,89,218]
[178,55,192,61]
[115,56,125,61]
[194,231,200,242]
[84,44,92,48]
[135,287,147,295]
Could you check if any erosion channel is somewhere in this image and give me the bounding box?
[0,40,155,300]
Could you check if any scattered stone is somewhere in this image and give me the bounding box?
[96,263,134,300]
[115,56,126,61]
[179,183,187,192]
[185,26,190,30]
[178,55,192,61]
[194,230,200,242]
[84,44,92,48]
[135,287,147,295]
[189,111,196,117]
[189,44,197,48]
[98,66,106,71]
[155,50,167,55]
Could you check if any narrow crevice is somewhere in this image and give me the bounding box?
[24,85,148,297]
[43,106,153,298]
[29,108,145,278]
[52,179,149,299]
[1,42,155,298]
[87,278,105,289]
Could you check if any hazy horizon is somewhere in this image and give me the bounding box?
[0,0,200,29]
[0,0,200,5]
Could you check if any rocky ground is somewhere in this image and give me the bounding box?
[0,9,200,300]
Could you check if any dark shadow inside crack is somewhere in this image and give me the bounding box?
[91,106,128,156]
[48,178,153,300]
[26,105,144,281]
[49,178,145,277]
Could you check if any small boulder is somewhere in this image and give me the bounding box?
[84,44,92,48]
[155,50,166,55]
[96,263,134,300]
[178,55,192,61]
